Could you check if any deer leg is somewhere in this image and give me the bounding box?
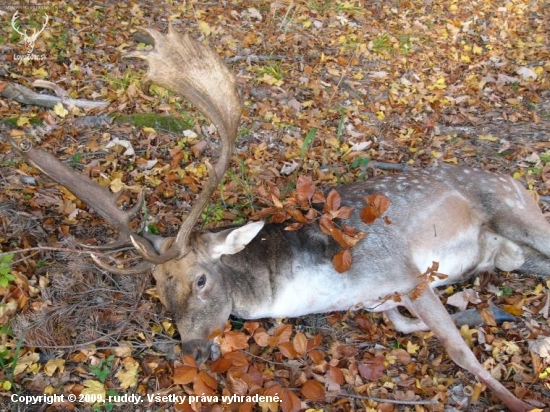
[404,286,532,412]
[386,308,429,333]
[386,306,516,333]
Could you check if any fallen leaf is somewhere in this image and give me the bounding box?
[333,249,352,273]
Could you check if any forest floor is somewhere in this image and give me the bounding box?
[0,1,549,411]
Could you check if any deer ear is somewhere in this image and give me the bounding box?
[210,221,265,259]
[147,235,175,254]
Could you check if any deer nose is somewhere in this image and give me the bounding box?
[181,339,211,364]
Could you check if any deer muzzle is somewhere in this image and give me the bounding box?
[181,338,212,364]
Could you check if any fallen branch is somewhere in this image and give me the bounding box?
[0,80,108,110]
[225,54,293,63]
[369,161,412,172]
[337,392,439,405]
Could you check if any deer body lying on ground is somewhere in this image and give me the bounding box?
[11,27,548,411]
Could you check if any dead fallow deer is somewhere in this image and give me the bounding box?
[9,27,548,411]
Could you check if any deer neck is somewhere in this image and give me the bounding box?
[217,224,344,319]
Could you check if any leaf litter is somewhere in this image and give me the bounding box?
[0,0,549,411]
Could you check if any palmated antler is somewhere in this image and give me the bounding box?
[11,26,243,273]
[125,26,243,263]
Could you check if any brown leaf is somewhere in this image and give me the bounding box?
[220,331,249,354]
[326,366,344,391]
[358,356,385,381]
[324,189,342,213]
[342,225,358,236]
[243,322,260,335]
[228,373,249,395]
[333,249,352,273]
[223,352,249,369]
[284,222,303,231]
[480,307,497,326]
[301,379,325,401]
[271,194,284,209]
[256,206,278,219]
[360,205,380,224]
[391,349,411,365]
[307,334,323,351]
[409,283,427,301]
[342,231,366,248]
[311,190,326,204]
[308,349,325,364]
[319,215,335,235]
[253,328,270,347]
[304,208,318,222]
[278,341,298,359]
[336,205,354,220]
[331,228,353,248]
[355,313,373,333]
[272,211,288,223]
[272,324,292,344]
[281,388,301,412]
[293,332,308,356]
[361,194,391,224]
[172,365,197,385]
[296,175,315,203]
[366,193,391,213]
[288,208,308,223]
[193,371,217,396]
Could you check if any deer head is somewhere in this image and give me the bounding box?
[10,26,245,358]
[11,11,49,54]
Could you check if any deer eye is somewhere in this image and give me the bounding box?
[197,274,206,289]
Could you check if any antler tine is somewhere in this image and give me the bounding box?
[34,14,49,37]
[90,253,155,275]
[11,11,26,37]
[126,26,243,263]
[11,138,151,255]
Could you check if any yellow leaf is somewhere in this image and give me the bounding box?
[142,127,156,134]
[44,359,65,377]
[460,54,471,63]
[376,111,385,120]
[473,45,482,54]
[13,352,40,375]
[477,134,498,141]
[460,325,477,348]
[258,73,283,87]
[445,286,454,294]
[406,341,419,354]
[32,68,48,79]
[82,380,106,400]
[115,358,139,389]
[109,178,126,193]
[198,21,212,36]
[162,321,176,336]
[112,345,133,358]
[532,283,543,295]
[53,103,69,118]
[431,150,442,158]
[2,381,12,390]
[16,117,30,127]
[151,324,162,335]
